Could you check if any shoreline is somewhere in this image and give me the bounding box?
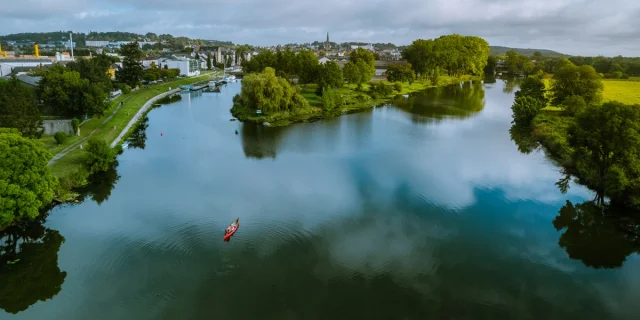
[110,88,181,147]
[231,76,476,127]
[44,72,217,178]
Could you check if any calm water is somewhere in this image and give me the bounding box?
[2,80,639,319]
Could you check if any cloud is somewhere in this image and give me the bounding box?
[2,0,639,56]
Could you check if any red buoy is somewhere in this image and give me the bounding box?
[160,132,163,136]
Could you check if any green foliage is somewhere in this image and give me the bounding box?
[0,77,43,138]
[515,76,547,104]
[402,34,490,78]
[113,82,131,94]
[116,42,144,87]
[65,53,114,93]
[84,138,116,174]
[551,63,603,106]
[386,63,415,83]
[504,50,536,76]
[71,118,80,135]
[320,87,344,110]
[37,65,108,117]
[393,82,402,92]
[562,95,587,116]
[53,132,67,145]
[484,56,498,74]
[511,95,544,126]
[206,53,212,70]
[157,94,182,104]
[369,82,395,98]
[568,101,640,206]
[143,64,180,82]
[0,131,56,230]
[233,67,309,113]
[348,48,376,86]
[317,61,344,92]
[297,50,321,84]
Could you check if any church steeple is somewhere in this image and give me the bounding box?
[325,32,330,50]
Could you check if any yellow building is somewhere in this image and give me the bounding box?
[107,63,118,79]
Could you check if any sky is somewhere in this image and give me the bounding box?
[3,0,640,56]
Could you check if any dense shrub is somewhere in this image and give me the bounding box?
[71,118,80,135]
[54,132,67,145]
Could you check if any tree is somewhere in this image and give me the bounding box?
[0,77,43,138]
[66,53,114,93]
[386,63,415,83]
[0,130,57,230]
[320,87,343,110]
[515,76,547,104]
[317,61,344,92]
[551,63,603,106]
[84,138,116,174]
[562,95,587,116]
[484,56,498,75]
[568,102,640,206]
[511,95,544,127]
[116,42,144,87]
[231,67,309,114]
[37,65,108,117]
[348,48,376,85]
[402,35,489,78]
[206,53,212,70]
[296,50,320,84]
[342,61,360,86]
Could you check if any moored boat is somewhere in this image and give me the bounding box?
[223,218,239,241]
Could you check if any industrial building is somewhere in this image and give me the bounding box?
[158,57,200,77]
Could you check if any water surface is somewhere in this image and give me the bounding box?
[1,80,639,320]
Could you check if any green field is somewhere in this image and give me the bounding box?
[540,78,640,110]
[44,72,216,177]
[602,80,640,105]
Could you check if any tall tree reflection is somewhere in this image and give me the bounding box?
[553,201,639,269]
[0,214,66,314]
[392,81,485,123]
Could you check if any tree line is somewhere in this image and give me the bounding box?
[510,60,640,212]
[0,42,159,231]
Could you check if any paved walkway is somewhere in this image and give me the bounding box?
[110,89,181,148]
[48,72,216,166]
[48,97,130,166]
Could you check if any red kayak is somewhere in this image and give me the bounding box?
[223,218,239,241]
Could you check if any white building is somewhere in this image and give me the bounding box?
[158,57,200,77]
[86,40,110,47]
[318,57,332,65]
[142,59,159,68]
[0,59,53,77]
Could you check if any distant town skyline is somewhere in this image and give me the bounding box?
[3,0,639,57]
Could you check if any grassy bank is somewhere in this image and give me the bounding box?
[232,75,474,127]
[44,72,215,178]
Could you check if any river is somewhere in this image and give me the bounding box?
[1,79,639,319]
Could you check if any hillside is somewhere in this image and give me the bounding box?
[490,46,569,57]
[490,46,568,57]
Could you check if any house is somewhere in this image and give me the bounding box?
[212,47,236,67]
[318,57,332,65]
[107,64,119,80]
[158,57,200,77]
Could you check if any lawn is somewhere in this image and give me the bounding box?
[45,72,216,177]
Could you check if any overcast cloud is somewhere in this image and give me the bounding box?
[3,0,640,56]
